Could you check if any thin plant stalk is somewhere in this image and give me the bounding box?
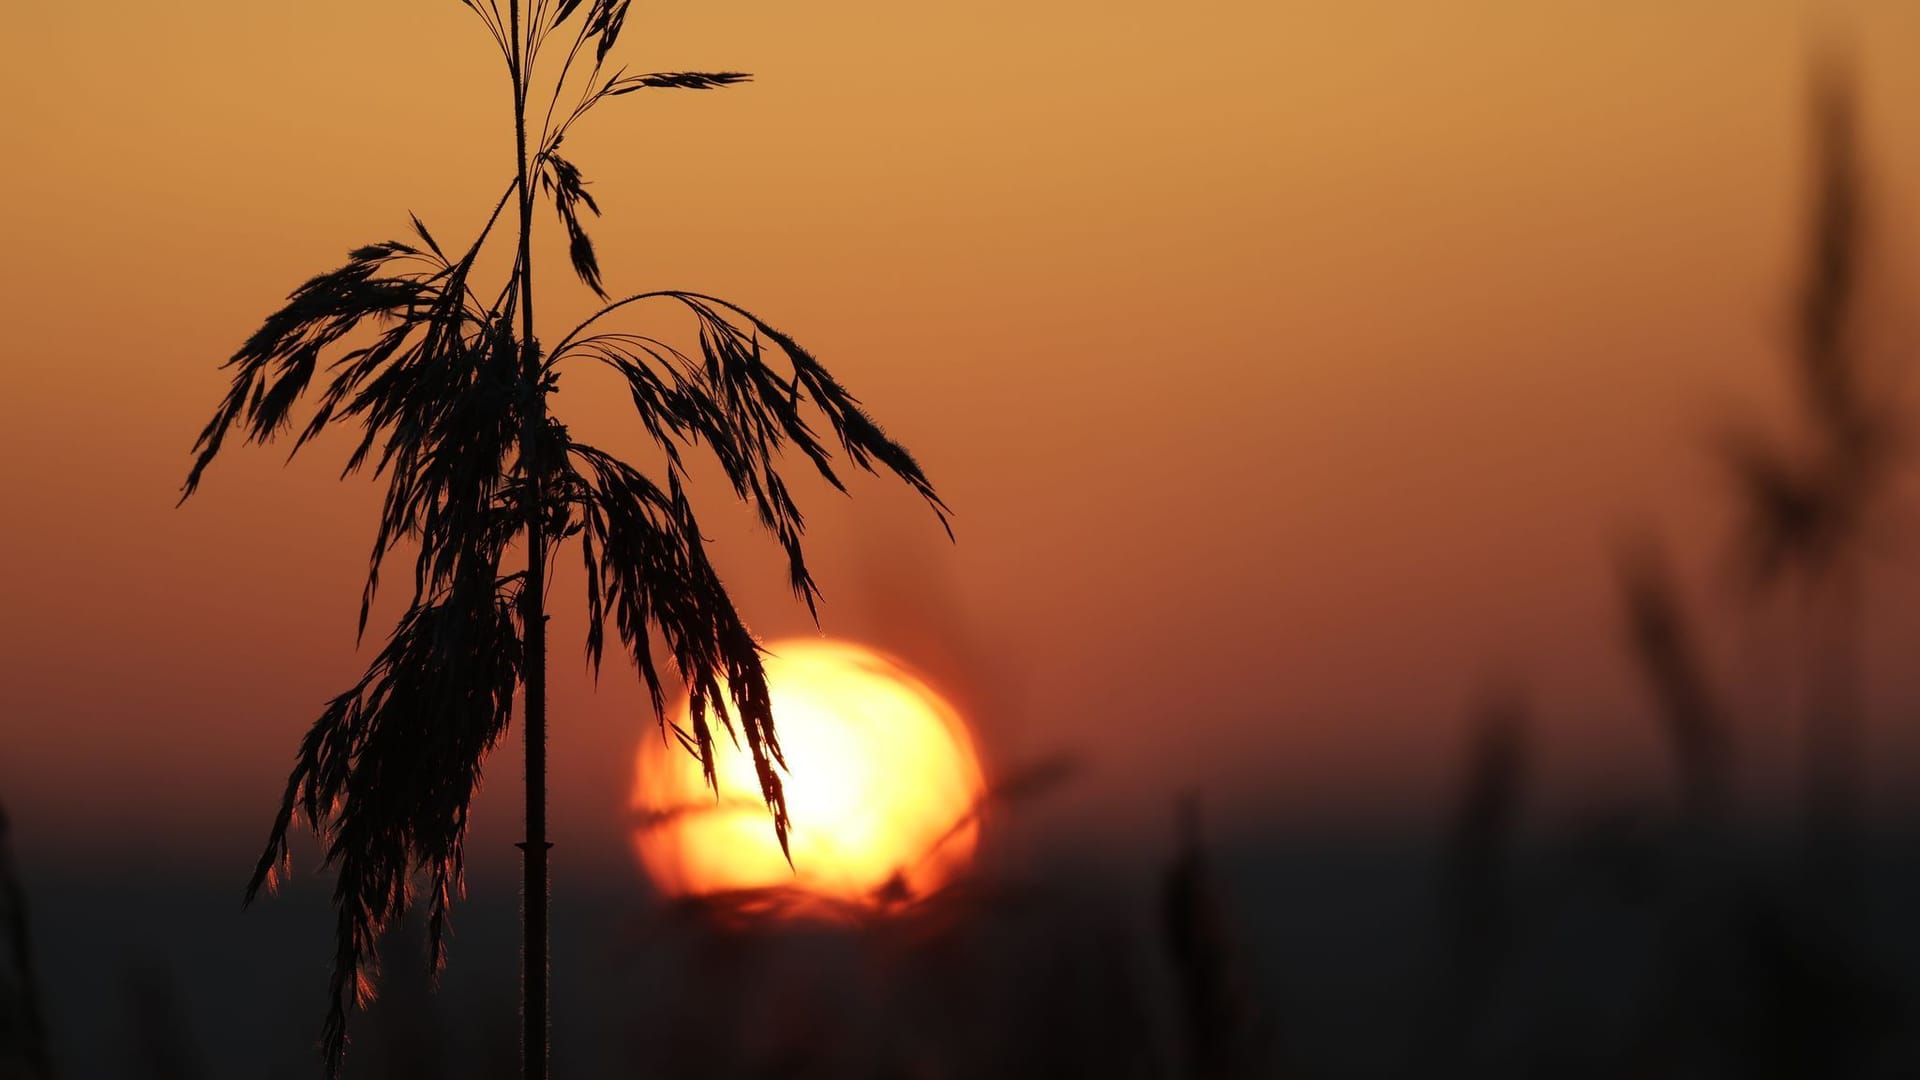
[506,3,553,1077]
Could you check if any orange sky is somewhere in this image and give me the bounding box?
[7,1,1920,874]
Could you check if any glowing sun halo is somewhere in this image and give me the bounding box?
[631,639,985,912]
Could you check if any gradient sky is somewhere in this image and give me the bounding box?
[7,1,1920,879]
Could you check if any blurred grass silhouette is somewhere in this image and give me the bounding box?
[1,803,52,1080]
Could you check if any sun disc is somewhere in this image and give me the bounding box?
[631,639,985,913]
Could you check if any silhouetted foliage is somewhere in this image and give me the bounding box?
[358,915,450,1080]
[0,802,51,1080]
[1721,55,1897,595]
[1617,538,1729,819]
[1448,695,1525,896]
[180,1,945,1074]
[1432,49,1912,1080]
[1418,694,1527,1073]
[1717,49,1901,848]
[1161,798,1252,1079]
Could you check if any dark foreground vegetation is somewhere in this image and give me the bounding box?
[10,813,1920,1079]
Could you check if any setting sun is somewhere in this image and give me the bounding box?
[631,639,985,912]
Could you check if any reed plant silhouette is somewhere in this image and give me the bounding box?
[1161,797,1255,1080]
[1427,692,1526,1071]
[1718,53,1902,851]
[1616,538,1730,823]
[178,3,946,1076]
[0,802,51,1080]
[1413,58,1912,1076]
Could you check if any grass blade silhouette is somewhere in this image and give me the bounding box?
[1717,50,1899,856]
[1617,537,1730,821]
[1161,796,1251,1080]
[0,802,52,1080]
